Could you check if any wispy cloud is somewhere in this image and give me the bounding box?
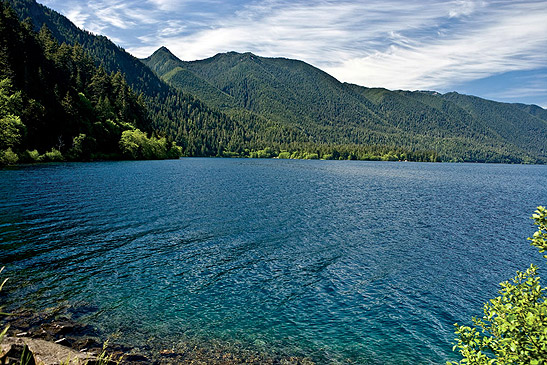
[448,0,485,18]
[64,6,89,29]
[483,74,547,107]
[130,1,450,62]
[326,4,547,90]
[58,0,159,33]
[147,0,183,12]
[127,0,546,92]
[42,0,547,105]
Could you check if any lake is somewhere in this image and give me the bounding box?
[1,158,546,363]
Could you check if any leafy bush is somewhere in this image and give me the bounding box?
[23,150,41,162]
[44,148,64,162]
[119,129,181,160]
[68,133,95,160]
[450,206,547,364]
[0,148,19,165]
[303,152,319,160]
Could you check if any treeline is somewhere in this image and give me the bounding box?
[0,2,180,164]
[230,144,439,162]
[0,0,432,166]
[4,0,316,161]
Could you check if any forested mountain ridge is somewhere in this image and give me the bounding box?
[0,2,183,163]
[6,0,167,97]
[4,0,547,163]
[5,0,317,159]
[144,46,547,163]
[3,0,442,162]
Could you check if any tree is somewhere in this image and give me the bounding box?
[0,78,24,165]
[450,206,547,364]
[119,128,146,159]
[0,78,24,149]
[119,128,182,160]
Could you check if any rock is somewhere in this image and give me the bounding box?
[123,353,149,362]
[107,343,132,353]
[71,337,102,352]
[38,321,75,340]
[159,349,176,357]
[53,338,71,347]
[0,341,35,365]
[1,337,95,365]
[5,308,98,342]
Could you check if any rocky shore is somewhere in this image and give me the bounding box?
[1,307,314,364]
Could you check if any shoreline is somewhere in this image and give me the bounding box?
[2,156,545,169]
[1,306,315,364]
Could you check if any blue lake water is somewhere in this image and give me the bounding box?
[1,159,546,363]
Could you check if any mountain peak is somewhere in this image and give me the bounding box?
[148,46,181,62]
[154,46,174,55]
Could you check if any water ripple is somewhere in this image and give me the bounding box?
[1,159,546,364]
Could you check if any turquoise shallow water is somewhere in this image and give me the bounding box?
[1,159,546,363]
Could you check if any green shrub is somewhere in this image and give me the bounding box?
[0,148,18,165]
[68,133,95,160]
[44,148,64,161]
[119,129,181,160]
[24,149,41,162]
[450,206,547,364]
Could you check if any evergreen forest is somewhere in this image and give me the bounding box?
[2,0,547,165]
[0,2,181,163]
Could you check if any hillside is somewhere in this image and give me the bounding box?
[144,47,547,163]
[0,2,186,163]
[6,0,167,97]
[5,0,547,163]
[6,0,315,158]
[4,0,439,162]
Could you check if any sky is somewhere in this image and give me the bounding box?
[40,0,547,107]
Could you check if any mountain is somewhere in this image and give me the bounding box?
[0,2,184,163]
[144,47,547,163]
[6,0,166,97]
[5,0,316,159]
[5,0,547,163]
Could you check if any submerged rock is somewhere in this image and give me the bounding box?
[2,306,315,364]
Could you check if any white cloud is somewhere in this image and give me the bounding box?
[448,0,485,18]
[43,0,547,103]
[147,0,182,11]
[484,74,547,107]
[326,9,547,90]
[129,1,445,59]
[157,20,187,37]
[123,7,161,25]
[60,0,160,32]
[124,0,546,94]
[90,2,138,29]
[64,7,89,29]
